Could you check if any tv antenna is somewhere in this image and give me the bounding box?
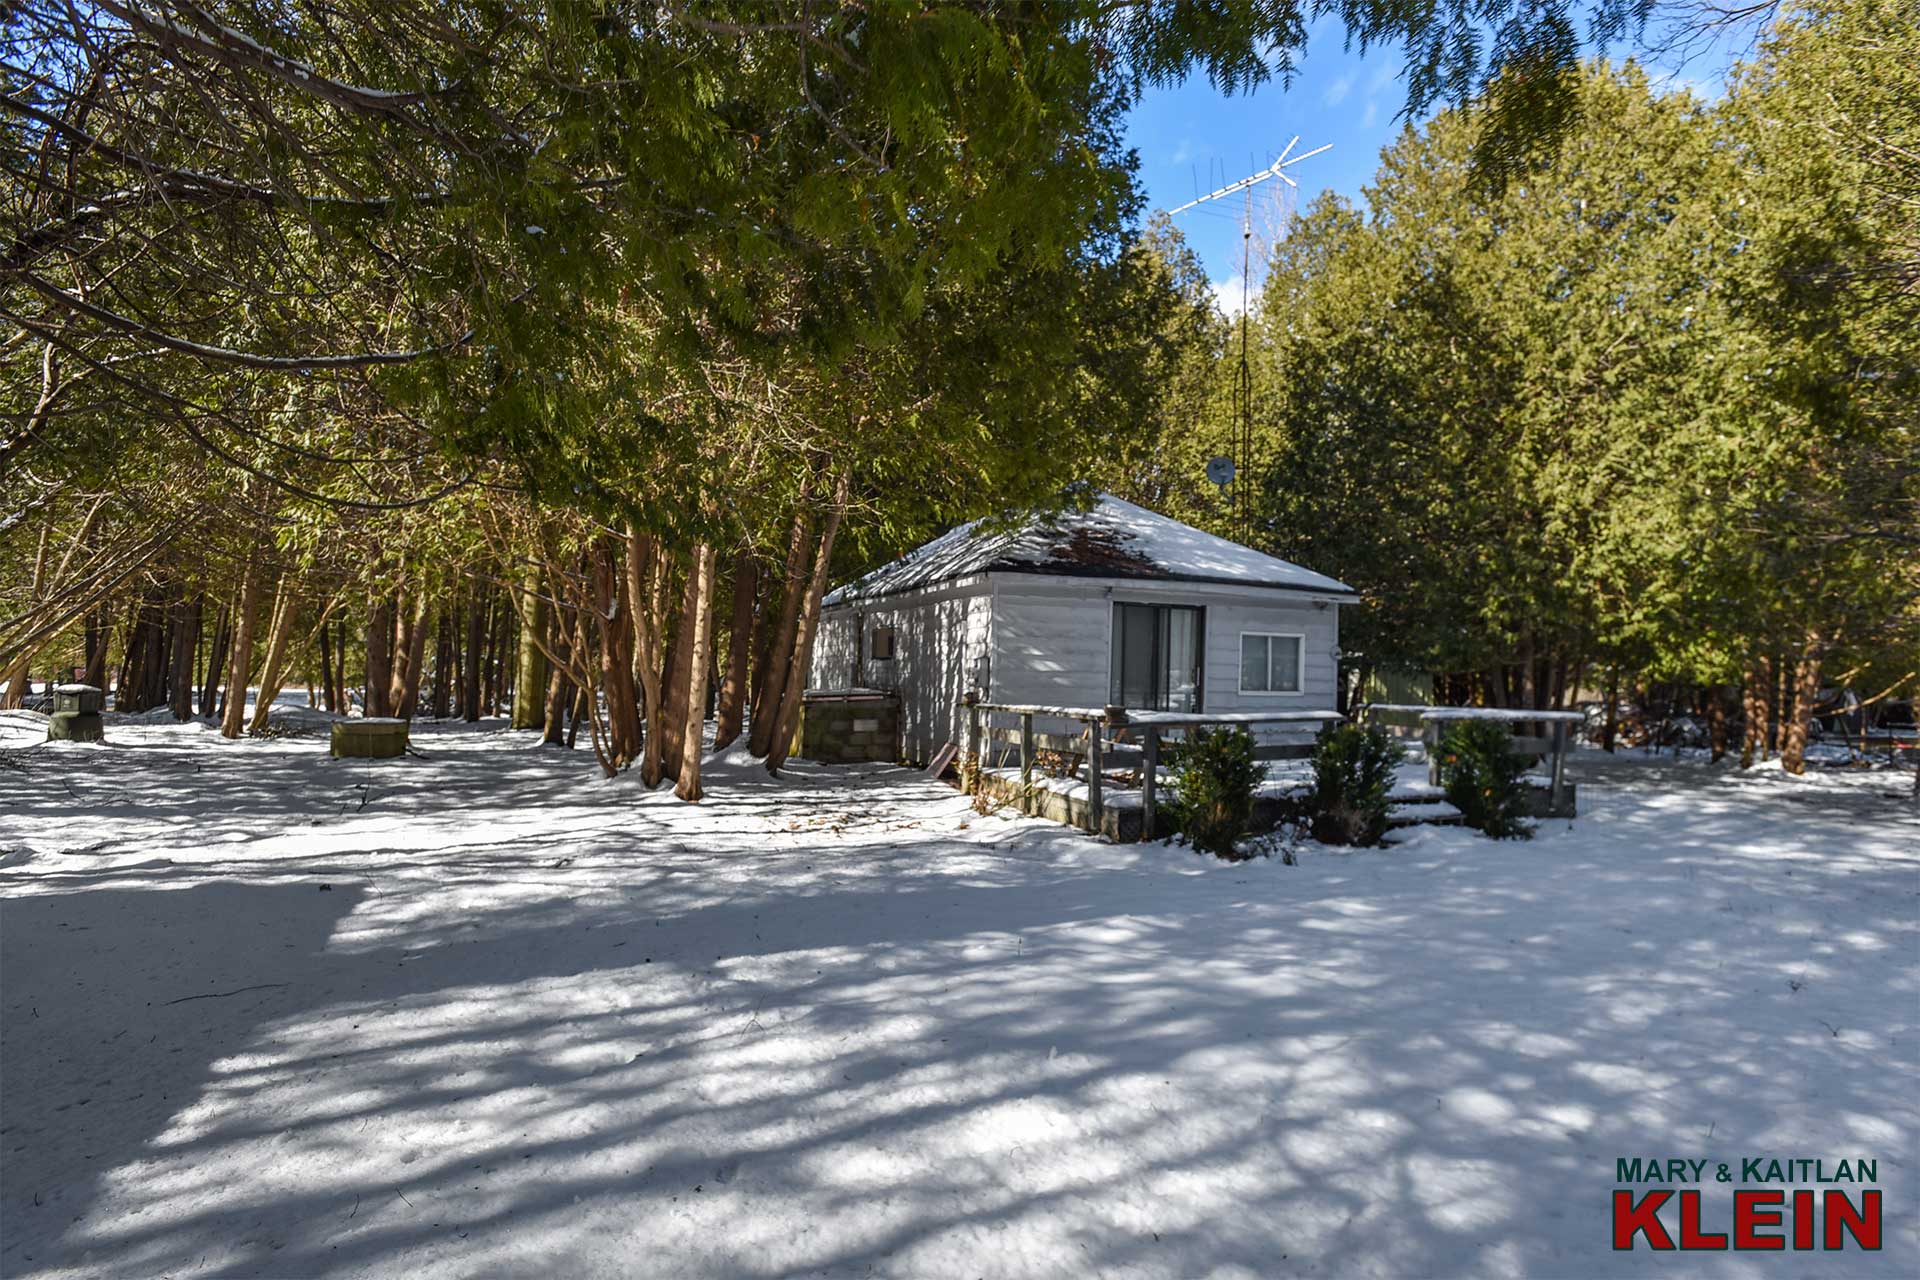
[1170,136,1330,544]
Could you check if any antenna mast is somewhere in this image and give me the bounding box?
[1169,136,1330,544]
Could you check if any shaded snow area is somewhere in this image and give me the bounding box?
[2,712,1916,1278]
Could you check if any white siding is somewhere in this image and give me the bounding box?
[1202,598,1340,712]
[811,581,992,765]
[810,612,860,692]
[988,578,1112,710]
[990,574,1342,742]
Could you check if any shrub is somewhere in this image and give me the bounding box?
[1164,726,1263,859]
[1437,719,1535,839]
[1304,724,1405,846]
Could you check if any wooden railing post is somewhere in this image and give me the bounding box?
[1085,716,1104,835]
[1019,712,1033,790]
[964,692,981,794]
[1141,727,1159,840]
[1424,717,1442,786]
[1549,720,1568,816]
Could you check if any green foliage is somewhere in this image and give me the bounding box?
[1163,726,1264,859]
[1304,725,1405,846]
[1180,50,1920,705]
[1438,720,1534,839]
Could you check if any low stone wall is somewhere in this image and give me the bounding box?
[974,770,1144,842]
[799,691,900,764]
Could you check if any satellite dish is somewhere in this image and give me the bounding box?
[1205,455,1236,487]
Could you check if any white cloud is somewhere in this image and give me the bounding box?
[1324,73,1354,107]
[1368,60,1400,95]
[1361,100,1379,129]
[1171,138,1195,165]
[1211,274,1249,319]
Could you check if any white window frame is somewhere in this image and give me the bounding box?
[1238,631,1306,697]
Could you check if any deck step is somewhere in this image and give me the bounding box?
[1385,799,1464,827]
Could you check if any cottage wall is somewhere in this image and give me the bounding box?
[811,579,991,765]
[814,573,1344,766]
[989,575,1341,740]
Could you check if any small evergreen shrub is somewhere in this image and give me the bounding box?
[1438,719,1535,839]
[1164,726,1263,859]
[1305,724,1405,846]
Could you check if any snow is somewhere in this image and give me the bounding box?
[1411,707,1586,724]
[827,493,1354,605]
[3,712,1916,1277]
[1123,708,1343,726]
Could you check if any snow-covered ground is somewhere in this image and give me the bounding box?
[2,711,1916,1278]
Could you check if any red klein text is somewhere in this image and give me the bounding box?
[1613,1189,1881,1251]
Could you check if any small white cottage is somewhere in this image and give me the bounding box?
[810,493,1355,765]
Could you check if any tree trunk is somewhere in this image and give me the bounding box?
[484,595,508,716]
[220,552,265,738]
[1740,657,1768,767]
[1780,630,1824,776]
[767,473,849,774]
[394,593,431,721]
[626,530,668,787]
[247,575,302,733]
[593,542,640,768]
[463,590,485,723]
[0,513,55,707]
[1707,684,1730,763]
[565,603,594,753]
[658,555,699,782]
[78,606,107,688]
[430,605,452,719]
[333,618,349,713]
[118,590,169,712]
[536,587,572,746]
[749,505,814,757]
[1595,668,1617,753]
[675,542,718,801]
[365,595,395,717]
[1760,654,1781,761]
[318,616,338,713]
[166,597,200,721]
[713,555,758,749]
[511,566,549,729]
[199,605,230,716]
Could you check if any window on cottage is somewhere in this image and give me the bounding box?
[1240,633,1303,694]
[868,625,897,661]
[1109,603,1203,711]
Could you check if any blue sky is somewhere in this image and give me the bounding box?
[1122,16,1742,311]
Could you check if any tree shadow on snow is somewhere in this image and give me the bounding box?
[0,733,1914,1278]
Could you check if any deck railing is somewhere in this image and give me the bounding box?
[959,696,1587,837]
[962,695,1343,835]
[1358,703,1584,817]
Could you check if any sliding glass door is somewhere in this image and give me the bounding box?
[1109,603,1204,712]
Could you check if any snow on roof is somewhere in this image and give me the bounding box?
[826,493,1354,605]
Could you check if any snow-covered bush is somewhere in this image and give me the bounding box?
[1164,726,1262,859]
[1438,719,1534,839]
[1304,724,1404,846]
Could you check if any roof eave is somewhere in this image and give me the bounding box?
[827,564,1355,606]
